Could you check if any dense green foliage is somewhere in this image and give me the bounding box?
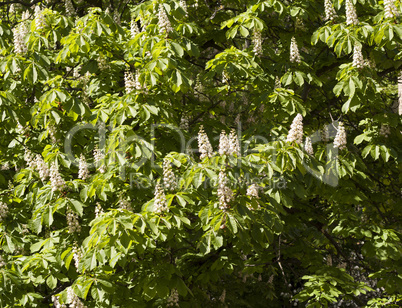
[0,0,401,307]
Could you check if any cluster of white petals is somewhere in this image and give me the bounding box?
[72,241,82,268]
[13,19,29,54]
[119,198,133,211]
[333,122,347,150]
[295,17,306,31]
[0,202,8,222]
[246,184,259,199]
[35,155,49,182]
[180,0,188,16]
[198,125,213,159]
[290,37,301,63]
[67,208,81,233]
[50,163,65,192]
[384,0,398,19]
[286,114,304,144]
[352,45,364,69]
[252,29,263,57]
[324,0,337,21]
[304,137,314,155]
[24,149,36,168]
[321,126,329,142]
[78,154,89,180]
[218,131,230,155]
[52,295,66,308]
[163,159,176,191]
[67,287,87,308]
[34,6,46,31]
[95,202,104,218]
[65,0,75,17]
[217,170,233,211]
[93,146,106,173]
[154,182,168,213]
[130,19,140,37]
[158,5,173,33]
[379,124,391,137]
[229,129,240,156]
[346,0,359,25]
[167,289,179,307]
[180,115,189,130]
[48,125,58,143]
[124,70,135,94]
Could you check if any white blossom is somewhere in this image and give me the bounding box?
[52,295,66,308]
[78,154,89,180]
[66,287,86,308]
[93,146,106,173]
[66,208,81,233]
[222,71,229,84]
[198,125,213,159]
[379,124,391,138]
[130,19,140,37]
[246,184,259,199]
[95,202,104,218]
[154,182,168,213]
[24,149,36,168]
[163,159,176,191]
[1,162,10,170]
[158,5,173,34]
[321,126,329,142]
[72,241,82,268]
[252,29,263,57]
[13,21,29,54]
[0,202,8,222]
[50,163,65,192]
[333,121,347,150]
[352,45,364,69]
[384,0,398,19]
[113,10,121,25]
[180,115,189,130]
[65,0,75,17]
[304,137,314,155]
[345,0,359,25]
[34,6,46,31]
[48,125,58,144]
[35,155,49,182]
[286,113,303,144]
[228,129,240,156]
[97,56,109,71]
[119,198,132,211]
[218,131,230,155]
[180,0,188,16]
[217,170,233,211]
[324,0,337,21]
[124,70,135,94]
[275,76,281,89]
[295,17,306,31]
[167,289,179,307]
[290,37,301,63]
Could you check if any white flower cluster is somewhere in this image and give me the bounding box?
[130,19,140,37]
[217,170,233,211]
[48,125,58,144]
[180,0,188,16]
[345,0,359,25]
[95,202,104,217]
[167,289,179,307]
[65,0,75,17]
[97,56,109,71]
[304,137,314,155]
[229,129,240,156]
[34,6,46,31]
[321,126,329,142]
[72,241,82,268]
[198,125,213,159]
[333,122,347,150]
[324,0,337,21]
[295,17,306,31]
[379,124,391,137]
[24,149,36,168]
[78,154,89,180]
[275,76,281,89]
[218,131,230,155]
[290,37,301,63]
[158,5,173,34]
[113,10,121,25]
[384,0,398,19]
[119,198,133,211]
[352,45,364,69]
[35,155,49,182]
[1,162,10,170]
[0,202,8,222]
[163,159,176,191]
[67,208,81,233]
[52,295,66,308]
[154,182,168,213]
[286,113,304,144]
[67,287,87,308]
[222,71,229,84]
[93,146,106,173]
[246,184,259,199]
[13,16,29,54]
[252,29,263,57]
[180,115,189,130]
[124,70,135,94]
